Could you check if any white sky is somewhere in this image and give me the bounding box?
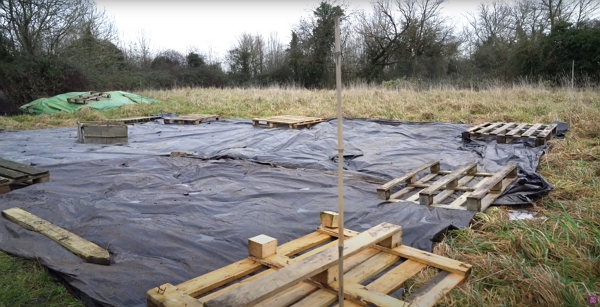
[95,0,482,61]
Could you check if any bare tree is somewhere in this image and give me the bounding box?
[264,32,285,73]
[0,0,102,55]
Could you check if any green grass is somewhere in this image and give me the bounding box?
[0,253,83,307]
[0,85,599,306]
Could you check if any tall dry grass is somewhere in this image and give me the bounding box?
[0,84,599,306]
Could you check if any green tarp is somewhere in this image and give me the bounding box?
[20,91,160,115]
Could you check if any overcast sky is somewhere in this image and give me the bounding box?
[95,0,482,60]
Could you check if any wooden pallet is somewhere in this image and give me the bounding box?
[376,161,518,212]
[0,157,50,194]
[147,212,471,307]
[106,115,162,124]
[462,122,557,146]
[252,115,325,129]
[67,91,111,104]
[163,114,220,125]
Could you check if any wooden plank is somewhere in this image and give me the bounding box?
[375,245,471,275]
[204,223,402,307]
[0,167,27,180]
[471,177,518,212]
[366,259,428,294]
[468,164,517,201]
[490,122,515,135]
[419,163,477,206]
[1,208,110,265]
[522,123,542,137]
[377,161,439,200]
[405,271,466,307]
[148,283,204,307]
[0,158,48,176]
[431,175,476,205]
[435,177,489,210]
[277,232,332,257]
[476,122,504,134]
[506,123,529,136]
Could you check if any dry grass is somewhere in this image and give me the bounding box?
[0,84,599,306]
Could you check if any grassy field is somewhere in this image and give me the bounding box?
[0,85,599,306]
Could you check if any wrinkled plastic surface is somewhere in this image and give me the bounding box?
[0,119,555,307]
[19,91,160,115]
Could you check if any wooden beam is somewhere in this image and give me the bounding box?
[204,223,402,307]
[467,164,517,211]
[1,208,109,265]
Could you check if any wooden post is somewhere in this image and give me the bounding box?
[334,15,345,307]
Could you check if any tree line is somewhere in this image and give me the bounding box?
[1,0,599,115]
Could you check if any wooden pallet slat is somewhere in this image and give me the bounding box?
[506,123,529,136]
[521,123,542,137]
[490,122,515,135]
[0,158,50,194]
[476,122,504,134]
[467,164,518,211]
[148,213,471,307]
[1,208,110,265]
[0,167,27,180]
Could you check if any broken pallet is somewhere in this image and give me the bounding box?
[252,115,325,129]
[462,122,557,146]
[0,157,50,194]
[163,114,220,125]
[147,212,471,307]
[376,161,518,212]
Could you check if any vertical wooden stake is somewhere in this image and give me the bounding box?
[570,60,574,129]
[334,15,345,307]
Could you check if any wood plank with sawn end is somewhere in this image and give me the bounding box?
[0,158,48,176]
[405,271,466,307]
[377,161,439,200]
[1,208,110,265]
[204,223,402,307]
[462,122,489,138]
[419,163,477,206]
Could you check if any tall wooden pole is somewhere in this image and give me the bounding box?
[334,16,345,307]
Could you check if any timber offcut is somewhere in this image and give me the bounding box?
[252,115,325,129]
[377,161,518,212]
[147,212,471,307]
[0,157,50,194]
[462,122,557,146]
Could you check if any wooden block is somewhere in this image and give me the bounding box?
[1,208,110,265]
[312,265,339,284]
[319,211,339,228]
[377,229,402,248]
[248,234,277,259]
[204,223,402,307]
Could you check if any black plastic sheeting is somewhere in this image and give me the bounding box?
[0,119,555,307]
